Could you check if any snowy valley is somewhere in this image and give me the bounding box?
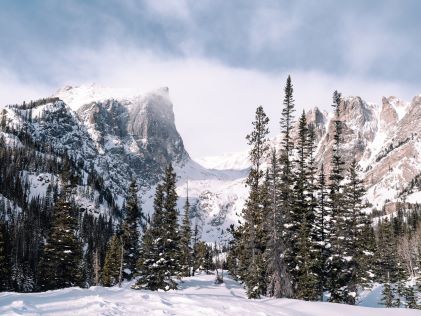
[1,83,421,314]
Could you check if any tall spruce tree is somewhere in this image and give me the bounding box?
[326,90,350,303]
[294,112,318,300]
[102,235,123,287]
[314,164,330,301]
[38,193,82,290]
[135,165,181,291]
[265,149,293,298]
[239,105,270,298]
[180,191,192,277]
[279,75,297,290]
[122,180,142,279]
[342,159,374,303]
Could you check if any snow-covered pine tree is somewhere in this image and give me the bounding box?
[102,235,123,287]
[194,241,214,274]
[326,90,349,303]
[122,180,143,280]
[376,217,403,306]
[239,105,270,298]
[279,75,297,291]
[265,149,293,298]
[191,221,200,277]
[135,165,181,291]
[38,193,82,290]
[342,159,373,304]
[381,277,394,308]
[180,192,192,277]
[294,112,318,300]
[314,163,330,301]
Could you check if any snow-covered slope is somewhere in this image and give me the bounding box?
[0,273,417,316]
[195,151,251,170]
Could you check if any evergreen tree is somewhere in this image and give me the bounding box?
[0,222,10,290]
[38,194,82,290]
[279,75,298,290]
[326,91,349,303]
[195,241,214,274]
[342,159,373,304]
[135,165,181,291]
[122,180,142,279]
[381,279,394,308]
[314,164,330,300]
[293,112,318,300]
[265,149,293,298]
[102,235,123,287]
[180,193,192,277]
[238,105,270,298]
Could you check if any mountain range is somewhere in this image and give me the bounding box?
[1,84,420,241]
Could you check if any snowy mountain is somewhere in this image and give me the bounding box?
[1,85,420,242]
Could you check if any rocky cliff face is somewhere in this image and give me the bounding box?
[300,95,421,209]
[72,86,189,189]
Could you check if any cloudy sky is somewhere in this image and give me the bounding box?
[0,0,420,157]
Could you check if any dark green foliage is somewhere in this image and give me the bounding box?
[313,164,330,300]
[180,196,192,277]
[122,180,143,279]
[102,235,123,287]
[382,281,394,307]
[194,241,214,274]
[279,76,299,292]
[237,105,270,298]
[38,194,82,290]
[0,222,10,290]
[264,150,293,298]
[135,164,181,291]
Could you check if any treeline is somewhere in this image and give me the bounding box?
[0,97,215,293]
[0,133,115,292]
[227,76,421,309]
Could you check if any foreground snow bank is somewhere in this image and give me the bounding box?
[0,274,418,316]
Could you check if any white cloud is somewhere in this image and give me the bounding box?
[0,70,51,107]
[249,7,299,54]
[143,0,192,21]
[0,45,418,157]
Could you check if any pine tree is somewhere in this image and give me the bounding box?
[239,105,270,298]
[314,164,330,301]
[342,159,373,304]
[265,149,293,298]
[279,75,298,291]
[195,241,214,274]
[291,112,317,300]
[382,279,394,307]
[102,235,123,287]
[326,90,349,303]
[38,194,82,290]
[0,222,10,290]
[135,165,181,291]
[403,285,417,309]
[122,180,142,280]
[180,193,192,277]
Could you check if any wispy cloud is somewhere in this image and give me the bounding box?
[0,1,420,156]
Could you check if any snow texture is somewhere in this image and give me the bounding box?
[0,274,417,316]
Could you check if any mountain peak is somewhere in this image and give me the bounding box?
[54,84,170,111]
